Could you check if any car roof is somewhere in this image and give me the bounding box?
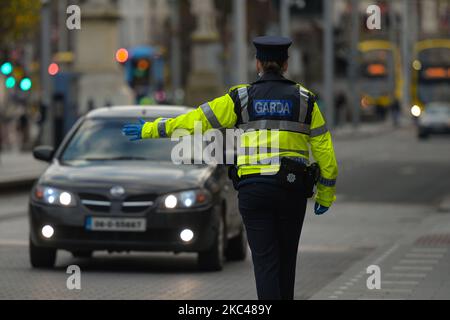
[86,105,194,119]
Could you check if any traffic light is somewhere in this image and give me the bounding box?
[48,63,59,76]
[115,48,129,64]
[131,57,151,88]
[5,76,16,88]
[1,62,13,75]
[19,77,32,91]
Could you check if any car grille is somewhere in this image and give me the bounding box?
[79,193,157,213]
[122,194,157,213]
[79,193,111,212]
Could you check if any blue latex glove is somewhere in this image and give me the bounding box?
[122,119,146,141]
[314,202,329,215]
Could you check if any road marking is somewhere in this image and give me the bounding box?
[381,280,419,285]
[405,253,443,258]
[392,266,433,271]
[372,244,399,265]
[379,288,412,293]
[385,273,427,278]
[399,259,439,264]
[411,248,447,253]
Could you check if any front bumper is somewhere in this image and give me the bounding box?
[419,124,450,134]
[29,202,220,253]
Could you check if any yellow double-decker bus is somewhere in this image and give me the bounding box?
[358,40,402,120]
[411,39,450,113]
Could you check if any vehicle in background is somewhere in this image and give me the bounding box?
[29,106,246,271]
[411,39,450,117]
[412,102,450,139]
[358,40,402,121]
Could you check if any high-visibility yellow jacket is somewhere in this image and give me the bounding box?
[141,74,338,207]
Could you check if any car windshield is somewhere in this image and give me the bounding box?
[60,118,193,163]
[426,104,450,115]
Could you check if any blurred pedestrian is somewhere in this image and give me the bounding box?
[17,108,30,151]
[391,98,401,127]
[334,91,347,126]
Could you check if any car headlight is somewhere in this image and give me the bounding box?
[411,105,422,117]
[159,189,211,210]
[34,186,77,207]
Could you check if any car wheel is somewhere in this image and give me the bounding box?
[198,216,225,271]
[71,250,93,259]
[225,226,247,261]
[29,237,56,268]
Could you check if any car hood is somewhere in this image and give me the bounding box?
[38,161,214,194]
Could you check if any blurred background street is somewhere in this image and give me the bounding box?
[0,0,449,300]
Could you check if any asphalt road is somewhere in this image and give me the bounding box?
[0,125,449,299]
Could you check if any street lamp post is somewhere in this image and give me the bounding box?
[280,0,291,37]
[323,0,334,127]
[234,0,248,84]
[170,0,182,103]
[40,0,53,146]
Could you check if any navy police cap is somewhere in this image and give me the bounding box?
[253,36,292,62]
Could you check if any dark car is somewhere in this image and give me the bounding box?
[29,106,246,271]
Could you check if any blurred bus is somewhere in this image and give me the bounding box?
[358,40,402,120]
[411,39,450,113]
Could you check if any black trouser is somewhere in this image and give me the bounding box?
[238,181,307,300]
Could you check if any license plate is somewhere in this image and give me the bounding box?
[86,217,146,232]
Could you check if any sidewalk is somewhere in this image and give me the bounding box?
[310,206,450,300]
[332,119,407,140]
[0,152,47,190]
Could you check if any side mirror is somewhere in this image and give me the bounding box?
[33,146,55,162]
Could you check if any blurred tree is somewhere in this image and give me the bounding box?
[0,0,41,49]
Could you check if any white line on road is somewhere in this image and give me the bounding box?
[381,280,419,285]
[392,266,433,271]
[399,259,439,264]
[405,253,443,258]
[411,248,447,253]
[385,273,427,278]
[379,288,413,293]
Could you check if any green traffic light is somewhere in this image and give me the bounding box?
[1,62,13,75]
[5,76,15,88]
[19,77,32,91]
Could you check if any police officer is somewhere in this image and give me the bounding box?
[122,36,338,300]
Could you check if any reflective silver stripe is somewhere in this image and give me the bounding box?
[238,120,310,134]
[81,200,111,207]
[298,87,308,123]
[238,87,249,123]
[158,118,168,138]
[240,147,308,156]
[122,201,154,207]
[299,87,310,99]
[239,156,309,166]
[200,103,222,128]
[319,177,336,187]
[310,125,328,137]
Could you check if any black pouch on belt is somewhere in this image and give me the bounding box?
[276,158,321,198]
[276,157,308,191]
